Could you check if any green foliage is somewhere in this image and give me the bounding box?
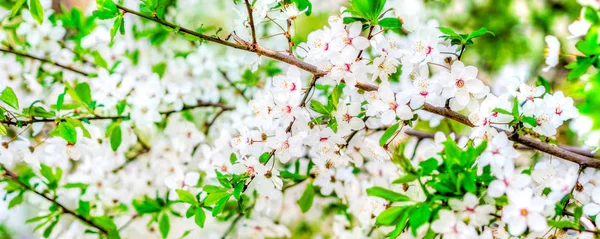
[27,0,44,24]
[0,87,19,110]
[298,182,315,213]
[49,121,78,144]
[290,0,312,16]
[346,0,386,25]
[379,122,400,146]
[366,186,411,202]
[93,0,119,20]
[439,27,495,46]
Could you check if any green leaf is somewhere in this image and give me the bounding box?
[110,14,124,43]
[467,27,495,39]
[584,7,599,24]
[298,182,315,213]
[522,116,537,127]
[27,0,44,24]
[211,196,228,216]
[376,206,407,225]
[566,56,595,80]
[438,27,457,36]
[229,153,237,164]
[548,219,578,229]
[204,191,230,206]
[379,122,400,146]
[65,118,91,138]
[159,214,170,239]
[1,87,19,110]
[43,219,59,238]
[49,122,77,144]
[176,189,196,204]
[392,174,418,184]
[331,83,345,110]
[93,0,119,19]
[387,206,414,238]
[0,124,6,136]
[366,186,411,202]
[348,0,386,24]
[258,152,271,164]
[75,83,93,108]
[109,125,122,151]
[8,193,23,209]
[512,97,519,119]
[152,62,167,79]
[194,208,206,228]
[91,51,108,69]
[419,158,438,176]
[11,0,26,17]
[291,0,312,16]
[492,108,511,115]
[378,17,402,29]
[409,204,431,236]
[310,99,329,114]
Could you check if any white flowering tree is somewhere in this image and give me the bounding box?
[1,0,600,238]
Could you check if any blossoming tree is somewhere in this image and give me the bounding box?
[1,0,600,238]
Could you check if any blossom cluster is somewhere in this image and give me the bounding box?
[0,0,598,239]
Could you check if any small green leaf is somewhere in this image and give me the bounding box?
[194,208,206,228]
[379,122,400,146]
[109,125,122,151]
[392,174,417,184]
[11,0,26,17]
[8,193,23,209]
[159,214,170,239]
[152,62,167,79]
[310,99,329,114]
[522,116,537,127]
[467,27,495,39]
[298,182,315,213]
[418,158,439,176]
[0,124,7,136]
[28,0,44,24]
[49,122,77,144]
[258,152,271,164]
[1,87,19,110]
[366,186,411,202]
[409,204,431,236]
[378,17,402,29]
[75,83,93,108]
[492,108,511,115]
[376,206,407,225]
[176,189,196,204]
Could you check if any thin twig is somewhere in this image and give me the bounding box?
[1,101,234,127]
[0,165,109,234]
[0,48,90,76]
[244,0,258,47]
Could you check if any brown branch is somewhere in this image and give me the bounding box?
[244,0,258,48]
[1,101,234,127]
[0,48,90,76]
[0,165,109,234]
[116,4,327,77]
[114,2,600,168]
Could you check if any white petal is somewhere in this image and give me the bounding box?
[583,203,600,216]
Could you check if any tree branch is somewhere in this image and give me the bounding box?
[0,48,90,76]
[0,165,109,234]
[1,101,234,127]
[244,0,258,48]
[114,2,600,168]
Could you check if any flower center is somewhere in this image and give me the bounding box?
[456,79,465,88]
[520,209,528,216]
